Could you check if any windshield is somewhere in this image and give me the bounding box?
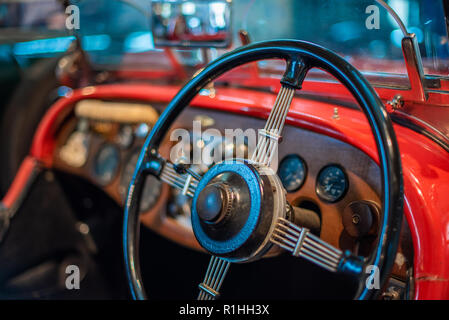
[4,0,449,84]
[239,0,449,77]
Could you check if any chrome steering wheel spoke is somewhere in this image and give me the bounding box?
[251,59,309,167]
[198,256,231,300]
[159,162,199,197]
[251,85,295,167]
[142,154,199,198]
[271,218,363,275]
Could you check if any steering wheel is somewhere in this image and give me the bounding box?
[123,40,403,300]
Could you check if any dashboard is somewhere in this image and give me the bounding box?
[52,98,413,283]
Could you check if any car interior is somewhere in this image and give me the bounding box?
[0,0,448,302]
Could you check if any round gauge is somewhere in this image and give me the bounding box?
[316,165,348,203]
[278,154,307,192]
[93,144,120,185]
[120,151,162,212]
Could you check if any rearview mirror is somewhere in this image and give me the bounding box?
[151,0,232,48]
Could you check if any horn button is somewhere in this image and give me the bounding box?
[191,161,287,263]
[196,184,233,224]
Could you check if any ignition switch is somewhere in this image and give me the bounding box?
[342,201,380,238]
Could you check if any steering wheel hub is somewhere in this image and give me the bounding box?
[191,160,287,262]
[196,184,233,223]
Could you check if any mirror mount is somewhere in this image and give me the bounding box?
[238,29,251,46]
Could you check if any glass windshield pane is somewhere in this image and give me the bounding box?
[5,0,448,83]
[76,0,449,79]
[235,0,449,77]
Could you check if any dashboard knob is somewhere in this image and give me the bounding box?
[342,201,379,238]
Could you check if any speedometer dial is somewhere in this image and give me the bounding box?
[278,154,307,192]
[316,165,348,203]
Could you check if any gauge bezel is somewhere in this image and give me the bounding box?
[277,154,308,193]
[92,143,121,186]
[315,163,349,203]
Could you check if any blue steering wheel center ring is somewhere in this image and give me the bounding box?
[191,161,262,255]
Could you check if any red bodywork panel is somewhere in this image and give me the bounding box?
[10,83,448,299]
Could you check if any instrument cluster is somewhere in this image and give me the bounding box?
[53,102,413,281]
[278,154,349,204]
[53,102,389,261]
[55,102,378,229]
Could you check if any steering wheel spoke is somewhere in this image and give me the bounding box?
[141,154,199,198]
[271,218,363,276]
[159,162,199,197]
[251,85,296,167]
[198,256,231,300]
[251,58,309,168]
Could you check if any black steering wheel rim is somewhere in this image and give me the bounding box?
[123,39,404,300]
